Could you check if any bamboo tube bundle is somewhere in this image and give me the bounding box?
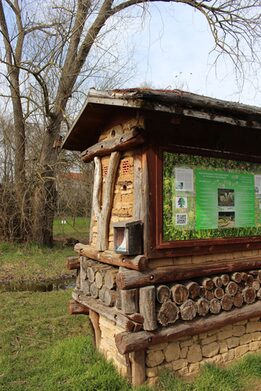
[225,281,238,296]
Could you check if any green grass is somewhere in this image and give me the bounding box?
[53,217,90,241]
[1,289,261,391]
[0,242,74,282]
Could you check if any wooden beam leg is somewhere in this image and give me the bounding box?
[130,350,146,386]
[89,309,101,349]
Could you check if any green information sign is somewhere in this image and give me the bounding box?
[195,170,255,230]
[163,151,261,241]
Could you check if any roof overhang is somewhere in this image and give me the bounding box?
[62,88,261,151]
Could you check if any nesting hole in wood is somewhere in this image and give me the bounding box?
[111,129,116,137]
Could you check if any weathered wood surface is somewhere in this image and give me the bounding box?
[197,298,209,317]
[93,152,121,251]
[115,301,261,354]
[121,289,139,314]
[157,300,179,326]
[212,276,223,288]
[139,286,157,331]
[242,287,256,304]
[67,256,80,270]
[116,258,261,289]
[209,298,221,314]
[68,299,89,315]
[72,290,141,332]
[89,309,101,348]
[221,294,233,311]
[171,284,189,305]
[233,292,244,308]
[156,285,171,303]
[186,281,200,300]
[75,243,147,271]
[130,350,146,386]
[104,269,118,289]
[81,129,145,163]
[180,299,197,321]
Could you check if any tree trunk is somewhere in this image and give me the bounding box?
[32,116,61,246]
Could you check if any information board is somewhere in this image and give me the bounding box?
[163,152,261,241]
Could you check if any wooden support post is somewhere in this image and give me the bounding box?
[89,309,101,349]
[130,350,146,386]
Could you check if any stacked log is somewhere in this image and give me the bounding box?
[73,256,261,332]
[78,256,119,307]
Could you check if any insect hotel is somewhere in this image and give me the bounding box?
[63,89,261,386]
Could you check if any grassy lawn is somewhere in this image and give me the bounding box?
[1,290,261,391]
[0,242,74,283]
[53,217,90,242]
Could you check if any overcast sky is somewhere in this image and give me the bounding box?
[121,3,261,106]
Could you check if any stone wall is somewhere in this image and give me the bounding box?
[145,316,261,385]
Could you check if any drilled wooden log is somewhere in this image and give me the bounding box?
[212,276,223,288]
[252,280,260,291]
[186,281,200,300]
[214,287,224,299]
[221,294,233,311]
[209,298,221,314]
[68,299,89,315]
[221,274,230,286]
[197,298,209,317]
[204,290,214,301]
[90,283,99,298]
[201,278,214,290]
[231,272,242,284]
[233,292,244,308]
[104,269,118,289]
[121,289,139,314]
[157,300,179,326]
[242,286,256,304]
[67,256,80,270]
[104,288,117,307]
[156,285,171,303]
[171,284,189,305]
[139,286,157,331]
[180,299,197,321]
[225,281,238,296]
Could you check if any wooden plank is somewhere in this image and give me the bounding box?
[116,258,261,290]
[89,309,101,348]
[81,129,145,163]
[115,301,261,354]
[139,286,157,331]
[74,243,147,271]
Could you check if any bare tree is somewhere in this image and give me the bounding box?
[0,0,260,245]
